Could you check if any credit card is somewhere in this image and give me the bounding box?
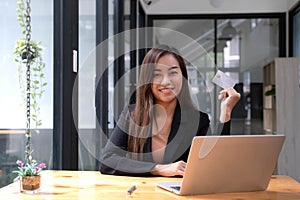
[212,70,237,89]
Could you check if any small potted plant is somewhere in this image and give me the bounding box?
[12,0,47,194]
[13,160,46,194]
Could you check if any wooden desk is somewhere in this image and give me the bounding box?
[0,130,25,134]
[0,170,300,199]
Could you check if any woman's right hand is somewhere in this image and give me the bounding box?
[218,87,241,123]
[151,161,186,177]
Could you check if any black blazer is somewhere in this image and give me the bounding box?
[99,104,230,176]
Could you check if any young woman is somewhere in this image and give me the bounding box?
[100,45,240,177]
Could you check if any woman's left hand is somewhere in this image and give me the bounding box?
[218,88,241,123]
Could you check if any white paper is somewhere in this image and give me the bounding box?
[212,70,237,89]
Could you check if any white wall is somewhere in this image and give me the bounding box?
[240,19,279,82]
[274,58,300,182]
[287,0,300,9]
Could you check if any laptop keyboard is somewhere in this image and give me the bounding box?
[170,186,181,191]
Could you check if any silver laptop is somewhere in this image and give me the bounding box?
[156,135,285,196]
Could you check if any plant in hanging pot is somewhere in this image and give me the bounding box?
[14,0,47,130]
[12,0,48,194]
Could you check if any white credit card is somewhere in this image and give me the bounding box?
[212,70,237,89]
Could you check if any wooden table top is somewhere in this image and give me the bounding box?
[0,130,25,134]
[0,170,300,199]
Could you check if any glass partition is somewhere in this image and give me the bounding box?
[152,17,280,135]
[78,0,133,170]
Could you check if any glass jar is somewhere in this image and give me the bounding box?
[20,175,41,194]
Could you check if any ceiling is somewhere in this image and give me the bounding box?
[139,0,298,15]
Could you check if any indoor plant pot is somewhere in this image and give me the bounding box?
[20,175,41,194]
[13,160,46,194]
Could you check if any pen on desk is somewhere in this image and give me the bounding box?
[127,185,136,195]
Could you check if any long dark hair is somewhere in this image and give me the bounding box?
[127,45,195,159]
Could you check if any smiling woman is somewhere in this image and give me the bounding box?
[99,45,240,177]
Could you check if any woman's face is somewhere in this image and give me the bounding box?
[151,54,183,105]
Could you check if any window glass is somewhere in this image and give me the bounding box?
[78,0,96,170]
[0,0,53,187]
[153,17,279,134]
[78,0,96,129]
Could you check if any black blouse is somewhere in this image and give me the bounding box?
[99,104,230,176]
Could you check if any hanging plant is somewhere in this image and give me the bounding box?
[12,0,48,179]
[14,0,47,132]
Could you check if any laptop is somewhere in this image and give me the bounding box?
[156,134,285,196]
